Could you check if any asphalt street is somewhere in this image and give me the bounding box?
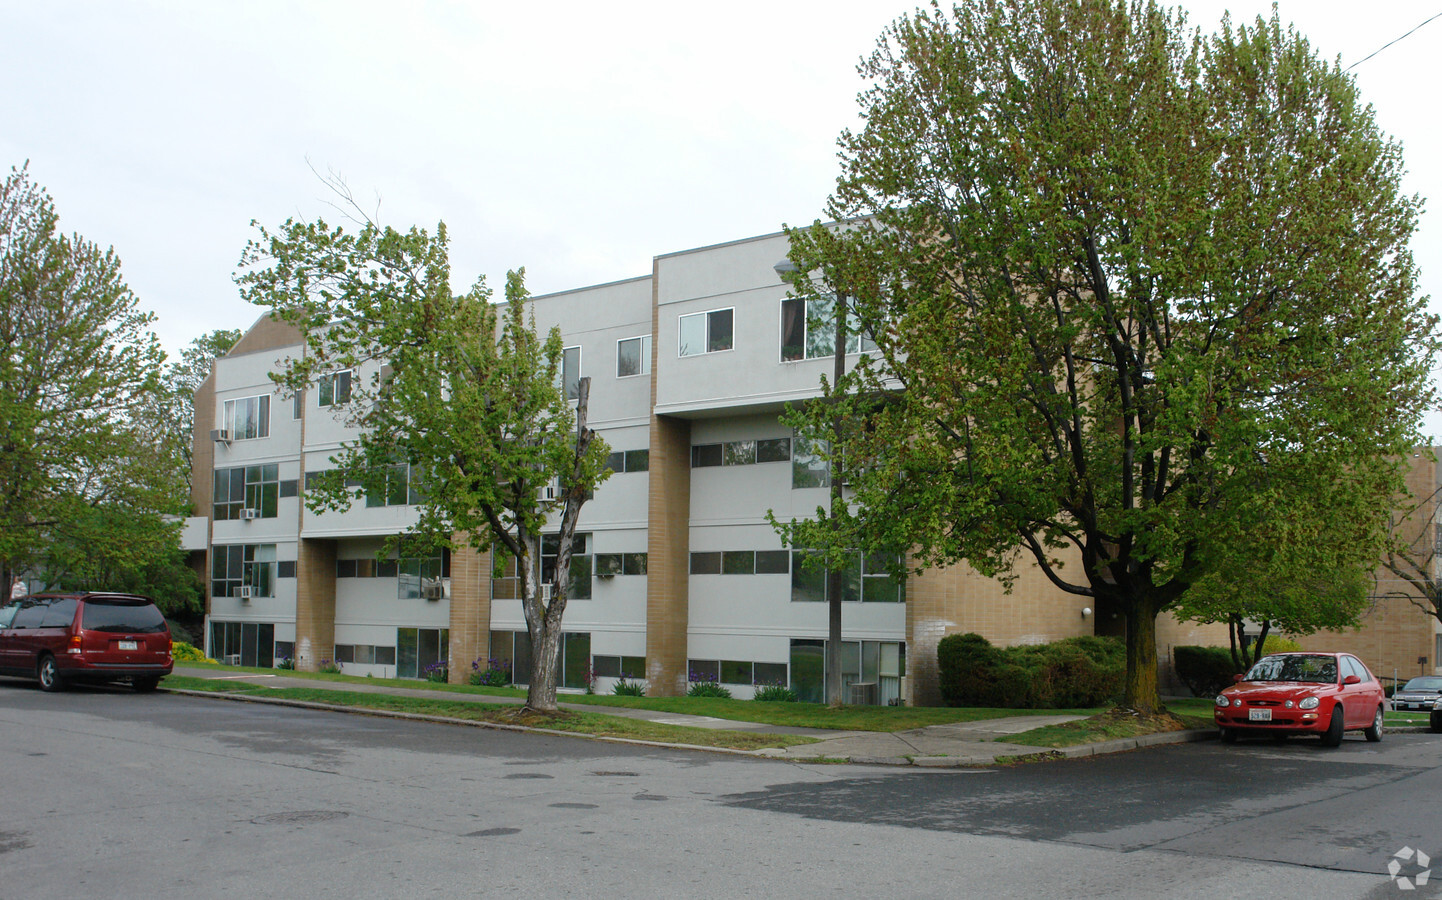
[1,680,1437,899]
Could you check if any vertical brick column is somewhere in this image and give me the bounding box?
[294,538,336,672]
[448,540,491,685]
[646,416,691,696]
[904,558,949,708]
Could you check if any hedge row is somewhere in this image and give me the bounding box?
[1173,636,1303,697]
[936,633,1124,709]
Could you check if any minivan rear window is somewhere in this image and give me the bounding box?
[81,600,167,634]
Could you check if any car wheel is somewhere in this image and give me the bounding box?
[1431,711,1442,734]
[1320,707,1344,748]
[37,655,65,693]
[1365,706,1384,743]
[1219,727,1236,744]
[132,677,160,693]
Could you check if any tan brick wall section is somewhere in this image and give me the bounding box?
[646,414,691,696]
[906,546,1228,706]
[294,538,336,672]
[448,541,491,684]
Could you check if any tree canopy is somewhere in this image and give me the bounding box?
[237,194,609,710]
[0,163,183,605]
[780,0,1437,714]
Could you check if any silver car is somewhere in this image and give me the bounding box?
[1391,676,1442,711]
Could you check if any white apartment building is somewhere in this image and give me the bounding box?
[192,228,1222,705]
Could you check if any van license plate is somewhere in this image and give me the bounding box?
[1248,708,1272,721]
[118,640,138,650]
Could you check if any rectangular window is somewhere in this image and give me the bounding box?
[780,295,876,362]
[721,550,755,575]
[605,449,650,473]
[366,463,413,508]
[211,544,277,598]
[691,443,723,468]
[756,438,791,463]
[862,552,905,603]
[678,308,734,357]
[792,432,830,489]
[398,551,447,600]
[790,639,826,704]
[617,335,651,377]
[790,550,827,602]
[214,465,279,520]
[722,440,755,466]
[209,621,274,667]
[721,660,753,685]
[595,553,646,577]
[292,393,302,420]
[754,661,787,686]
[755,550,790,574]
[622,552,647,576]
[562,346,581,401]
[222,395,270,440]
[689,659,719,682]
[689,552,721,575]
[317,370,352,407]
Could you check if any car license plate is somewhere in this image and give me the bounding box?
[1248,708,1272,722]
[118,640,138,651]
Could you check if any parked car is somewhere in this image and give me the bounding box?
[0,592,172,692]
[1214,652,1386,747]
[1391,676,1442,712]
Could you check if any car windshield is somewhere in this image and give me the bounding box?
[1402,677,1442,692]
[1245,655,1338,684]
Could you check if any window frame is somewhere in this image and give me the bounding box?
[317,369,353,407]
[562,346,582,401]
[678,307,735,357]
[222,395,271,441]
[780,294,878,363]
[616,334,652,378]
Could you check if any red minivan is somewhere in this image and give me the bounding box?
[0,592,173,692]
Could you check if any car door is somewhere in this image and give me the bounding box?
[5,599,51,674]
[0,600,21,672]
[1339,656,1373,727]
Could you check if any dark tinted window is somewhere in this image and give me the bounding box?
[81,600,167,634]
[40,597,78,628]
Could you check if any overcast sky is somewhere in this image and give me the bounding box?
[5,1,1441,432]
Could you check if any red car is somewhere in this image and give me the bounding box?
[1214,652,1386,747]
[0,592,173,692]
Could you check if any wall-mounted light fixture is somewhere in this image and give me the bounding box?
[1081,607,1093,619]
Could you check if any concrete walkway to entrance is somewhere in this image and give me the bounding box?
[168,665,1214,766]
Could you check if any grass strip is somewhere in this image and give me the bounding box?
[162,676,817,752]
[1006,707,1215,748]
[169,665,1097,731]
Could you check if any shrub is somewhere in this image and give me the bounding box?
[276,656,295,670]
[612,676,646,697]
[318,659,343,674]
[469,657,512,687]
[687,680,732,699]
[170,641,208,662]
[1173,645,1238,697]
[752,682,798,702]
[423,661,448,683]
[937,632,1124,708]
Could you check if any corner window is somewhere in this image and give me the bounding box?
[617,335,651,377]
[318,370,353,407]
[222,395,270,440]
[678,308,733,357]
[780,296,876,362]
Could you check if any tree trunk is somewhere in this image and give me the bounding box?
[1121,597,1162,715]
[526,611,563,712]
[827,291,847,707]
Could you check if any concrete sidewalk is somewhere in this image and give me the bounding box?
[167,665,1214,766]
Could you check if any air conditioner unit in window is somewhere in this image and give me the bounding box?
[537,481,561,502]
[211,428,232,444]
[539,583,554,602]
[238,585,254,600]
[422,582,444,601]
[240,508,261,520]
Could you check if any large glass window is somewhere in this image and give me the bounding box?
[542,533,591,600]
[209,621,275,667]
[605,449,650,473]
[212,544,277,598]
[617,335,651,377]
[678,308,734,357]
[213,465,279,520]
[398,548,449,600]
[397,627,449,679]
[780,295,877,362]
[691,438,789,469]
[789,550,902,603]
[366,463,423,507]
[222,395,270,440]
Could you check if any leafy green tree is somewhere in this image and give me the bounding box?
[237,197,609,711]
[0,163,178,603]
[780,1,1437,714]
[1377,485,1442,630]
